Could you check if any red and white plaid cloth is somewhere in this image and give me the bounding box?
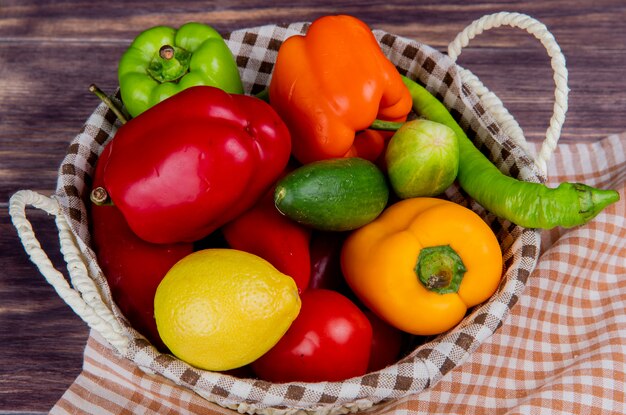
[51,132,625,414]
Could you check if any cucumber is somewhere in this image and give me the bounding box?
[274,158,389,231]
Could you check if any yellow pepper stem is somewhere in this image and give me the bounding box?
[415,245,466,294]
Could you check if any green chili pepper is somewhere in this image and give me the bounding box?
[118,22,243,118]
[400,76,620,229]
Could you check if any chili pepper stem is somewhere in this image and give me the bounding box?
[415,245,466,294]
[89,84,128,124]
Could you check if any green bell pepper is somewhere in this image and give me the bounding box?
[118,22,243,118]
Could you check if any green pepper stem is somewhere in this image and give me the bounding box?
[147,45,191,83]
[89,84,128,124]
[415,245,466,294]
[159,45,175,60]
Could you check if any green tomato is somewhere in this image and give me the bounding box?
[385,119,459,198]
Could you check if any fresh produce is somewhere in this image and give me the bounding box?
[118,22,243,117]
[82,14,621,383]
[274,157,389,231]
[401,76,620,229]
[341,197,503,336]
[268,14,412,164]
[385,119,459,198]
[91,141,194,351]
[222,185,312,293]
[308,231,349,292]
[307,231,362,307]
[92,85,291,244]
[365,310,405,372]
[251,289,372,382]
[153,249,301,371]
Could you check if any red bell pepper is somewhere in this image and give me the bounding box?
[90,142,194,351]
[222,185,312,293]
[95,85,291,244]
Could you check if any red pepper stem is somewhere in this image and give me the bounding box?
[89,84,128,124]
[90,186,114,206]
[369,119,404,131]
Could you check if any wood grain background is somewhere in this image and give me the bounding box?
[1,0,625,412]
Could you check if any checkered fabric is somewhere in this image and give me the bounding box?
[51,23,567,413]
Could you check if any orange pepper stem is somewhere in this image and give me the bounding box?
[415,245,466,294]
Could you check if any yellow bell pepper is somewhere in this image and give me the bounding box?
[341,197,503,336]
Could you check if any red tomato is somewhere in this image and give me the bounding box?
[365,311,404,372]
[251,289,372,382]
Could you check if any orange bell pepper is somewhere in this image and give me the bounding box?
[341,197,503,336]
[268,15,412,164]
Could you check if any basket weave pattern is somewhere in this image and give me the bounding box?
[52,23,542,414]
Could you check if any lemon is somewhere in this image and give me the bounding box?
[154,248,301,371]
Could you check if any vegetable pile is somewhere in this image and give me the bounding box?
[89,15,620,382]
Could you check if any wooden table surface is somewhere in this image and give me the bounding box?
[1,0,625,413]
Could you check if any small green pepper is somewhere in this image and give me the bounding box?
[118,22,243,118]
[400,76,620,229]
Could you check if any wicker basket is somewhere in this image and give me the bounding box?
[10,12,568,415]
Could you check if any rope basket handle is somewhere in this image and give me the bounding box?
[447,12,569,176]
[9,190,129,352]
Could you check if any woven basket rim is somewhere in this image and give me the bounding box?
[53,22,543,414]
